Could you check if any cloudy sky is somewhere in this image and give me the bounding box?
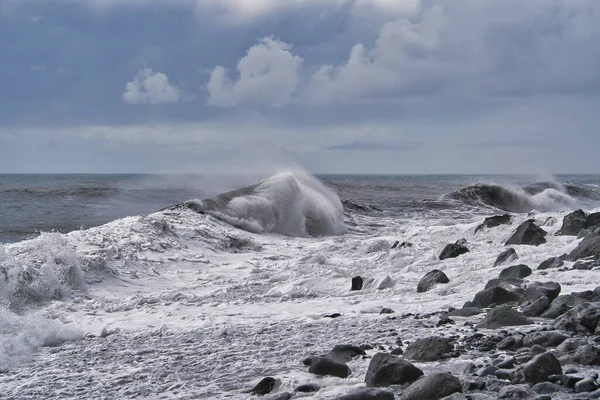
[0,0,599,174]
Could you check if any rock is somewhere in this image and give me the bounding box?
[497,385,536,399]
[568,232,600,261]
[552,302,600,334]
[541,290,600,318]
[537,257,564,270]
[324,313,342,318]
[572,260,600,270]
[269,393,292,400]
[556,338,588,354]
[523,281,561,302]
[391,240,400,249]
[336,388,395,400]
[494,248,519,267]
[476,306,532,329]
[250,377,278,396]
[449,307,482,317]
[295,383,320,393]
[308,357,351,378]
[380,308,395,315]
[439,243,469,260]
[523,331,568,348]
[471,286,523,308]
[532,382,563,394]
[401,373,462,400]
[499,265,532,280]
[476,214,513,233]
[519,353,563,385]
[575,377,598,393]
[571,344,600,365]
[588,212,600,228]
[328,345,367,362]
[505,220,547,246]
[364,353,423,387]
[522,296,551,317]
[417,270,450,293]
[440,395,468,400]
[559,210,587,236]
[404,337,454,362]
[351,276,364,291]
[485,278,524,291]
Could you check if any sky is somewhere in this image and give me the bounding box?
[0,0,599,174]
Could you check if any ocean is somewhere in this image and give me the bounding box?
[1,172,600,398]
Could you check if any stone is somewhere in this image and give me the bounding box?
[449,307,482,317]
[571,344,600,365]
[559,210,587,236]
[404,337,454,362]
[588,212,600,228]
[269,393,293,400]
[336,388,395,400]
[505,220,547,246]
[439,243,469,260]
[250,377,278,396]
[401,373,462,400]
[494,248,519,267]
[484,278,524,291]
[351,276,364,291]
[380,308,395,315]
[575,378,598,393]
[537,257,564,270]
[476,306,532,329]
[499,265,532,280]
[568,232,600,261]
[295,383,320,393]
[520,353,563,385]
[475,214,513,233]
[523,281,561,302]
[417,270,450,293]
[522,297,551,317]
[532,382,563,394]
[553,302,600,334]
[497,385,536,399]
[471,286,523,308]
[308,357,351,378]
[328,345,367,363]
[364,353,423,387]
[556,338,588,354]
[541,290,600,318]
[523,331,568,348]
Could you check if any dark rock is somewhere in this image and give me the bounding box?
[364,353,423,387]
[533,395,552,400]
[519,353,563,385]
[437,315,454,327]
[496,370,514,381]
[400,242,413,248]
[553,302,600,334]
[404,337,454,362]
[484,278,524,291]
[571,344,600,365]
[328,345,367,363]
[537,257,564,270]
[532,382,563,394]
[505,220,547,246]
[270,393,293,400]
[494,248,519,267]
[449,307,483,317]
[417,270,450,293]
[439,243,469,260]
[390,347,404,355]
[522,296,551,317]
[476,214,513,233]
[324,313,342,318]
[497,385,535,399]
[556,338,588,354]
[541,290,600,318]
[380,308,395,315]
[523,281,561,302]
[351,276,364,291]
[471,286,523,308]
[499,265,532,280]
[588,212,600,228]
[479,365,499,377]
[496,357,516,369]
[391,241,400,249]
[308,357,351,378]
[559,210,587,236]
[336,388,395,400]
[523,331,568,348]
[295,383,320,393]
[440,395,468,400]
[476,306,532,329]
[572,260,600,270]
[530,344,546,355]
[303,356,318,366]
[402,373,462,400]
[250,377,278,396]
[568,232,600,261]
[575,377,598,393]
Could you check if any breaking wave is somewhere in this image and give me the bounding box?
[178,171,346,237]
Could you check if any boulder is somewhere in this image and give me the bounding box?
[485,278,524,291]
[475,214,513,233]
[532,382,563,394]
[559,210,587,236]
[523,331,568,348]
[328,345,367,363]
[575,378,599,393]
[476,306,533,329]
[295,383,320,393]
[537,257,564,270]
[449,307,482,317]
[364,353,423,387]
[523,281,561,303]
[499,265,532,280]
[556,338,588,354]
[439,244,469,260]
[553,302,600,334]
[471,286,523,308]
[588,212,600,229]
[404,337,454,362]
[571,344,600,366]
[494,248,519,267]
[519,353,563,385]
[568,232,600,261]
[541,290,600,318]
[417,270,450,293]
[522,296,551,317]
[505,220,547,246]
[308,357,351,378]
[336,388,395,400]
[402,373,462,400]
[351,276,364,291]
[497,385,536,399]
[250,377,278,396]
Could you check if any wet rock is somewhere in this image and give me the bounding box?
[485,278,524,291]
[351,276,364,291]
[269,393,292,400]
[537,257,564,270]
[556,338,588,354]
[518,352,563,385]
[588,212,600,229]
[497,385,535,399]
[328,345,367,363]
[308,357,351,378]
[336,388,394,400]
[364,353,423,387]
[402,373,462,400]
[523,281,561,303]
[476,214,513,233]
[505,220,547,246]
[471,287,523,309]
[404,337,454,362]
[541,290,600,318]
[477,306,532,329]
[532,382,563,394]
[391,240,400,249]
[494,248,519,267]
[576,378,598,393]
[553,302,600,334]
[380,308,395,315]
[568,231,600,261]
[250,377,278,396]
[295,383,320,393]
[499,265,532,280]
[522,296,551,317]
[523,331,568,348]
[559,209,587,236]
[439,243,469,260]
[449,307,482,317]
[324,313,342,318]
[417,269,450,293]
[571,344,600,365]
[572,260,600,270]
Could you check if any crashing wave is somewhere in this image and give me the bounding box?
[176,171,346,237]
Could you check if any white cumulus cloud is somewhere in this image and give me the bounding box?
[207,36,303,108]
[123,68,180,105]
